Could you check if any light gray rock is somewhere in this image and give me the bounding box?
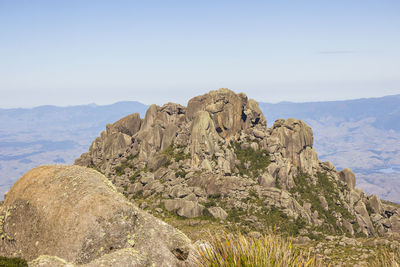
[258,173,275,187]
[339,168,356,189]
[319,195,329,211]
[342,219,354,236]
[354,201,375,236]
[321,161,336,172]
[368,194,383,214]
[270,118,315,172]
[190,111,220,167]
[163,199,205,218]
[186,88,266,140]
[201,159,213,172]
[207,207,228,220]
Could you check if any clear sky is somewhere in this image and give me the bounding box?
[1,0,399,107]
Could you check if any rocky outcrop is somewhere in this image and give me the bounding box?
[75,88,400,239]
[0,165,194,266]
[75,113,142,168]
[208,207,228,220]
[186,88,266,140]
[163,199,205,218]
[269,118,318,174]
[339,168,356,189]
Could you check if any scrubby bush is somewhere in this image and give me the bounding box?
[231,141,270,178]
[163,144,191,163]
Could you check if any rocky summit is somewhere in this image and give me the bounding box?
[75,88,400,245]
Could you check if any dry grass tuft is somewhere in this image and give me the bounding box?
[195,231,320,267]
[369,247,400,267]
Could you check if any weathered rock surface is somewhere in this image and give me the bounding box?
[339,168,356,189]
[0,165,194,266]
[186,88,266,140]
[163,199,205,218]
[208,207,228,220]
[75,88,400,239]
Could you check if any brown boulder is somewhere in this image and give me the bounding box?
[0,165,193,266]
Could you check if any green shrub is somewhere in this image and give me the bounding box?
[129,170,141,183]
[115,159,135,176]
[0,256,28,267]
[202,208,217,221]
[208,193,222,199]
[231,141,270,178]
[163,144,191,163]
[249,189,258,198]
[291,172,354,235]
[204,199,216,208]
[175,170,187,178]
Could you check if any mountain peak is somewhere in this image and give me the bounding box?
[75,89,400,240]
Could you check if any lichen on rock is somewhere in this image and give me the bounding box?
[0,165,194,266]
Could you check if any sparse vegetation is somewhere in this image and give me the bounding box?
[115,158,134,176]
[0,256,28,267]
[129,169,141,183]
[175,170,188,178]
[163,144,191,163]
[88,163,103,174]
[291,171,354,236]
[369,246,400,267]
[231,141,270,178]
[195,231,319,267]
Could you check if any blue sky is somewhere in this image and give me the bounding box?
[0,0,399,107]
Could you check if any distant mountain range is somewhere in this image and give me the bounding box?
[0,94,399,202]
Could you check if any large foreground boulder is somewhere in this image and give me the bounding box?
[0,165,194,266]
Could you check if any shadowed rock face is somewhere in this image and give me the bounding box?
[75,88,400,239]
[0,165,194,266]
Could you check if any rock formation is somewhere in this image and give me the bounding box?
[0,165,194,266]
[75,88,400,239]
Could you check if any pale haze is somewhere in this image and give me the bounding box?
[0,0,399,108]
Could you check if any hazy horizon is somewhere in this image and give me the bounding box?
[1,89,400,109]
